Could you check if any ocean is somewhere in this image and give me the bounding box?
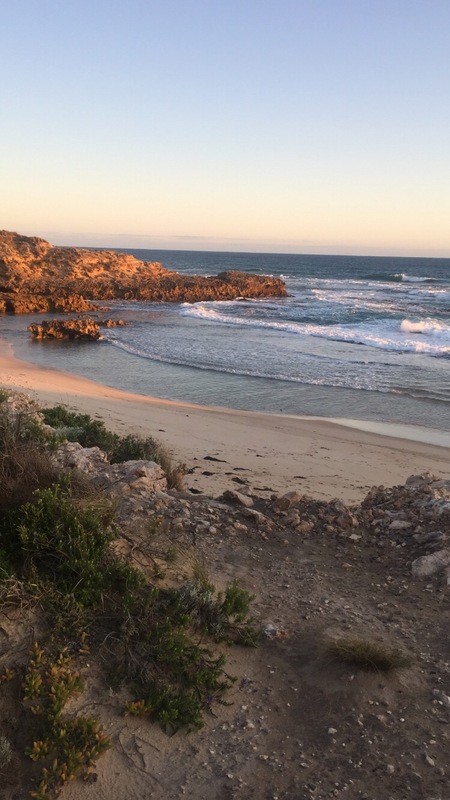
[2,250,450,433]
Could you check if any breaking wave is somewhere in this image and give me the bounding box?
[181,304,450,355]
[400,319,450,335]
[366,272,441,284]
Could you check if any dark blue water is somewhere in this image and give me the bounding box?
[2,250,450,431]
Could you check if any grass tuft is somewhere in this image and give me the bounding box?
[328,636,412,672]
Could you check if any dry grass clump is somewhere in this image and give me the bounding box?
[328,636,412,672]
[0,734,13,770]
[0,445,60,515]
[154,443,185,491]
[0,396,60,514]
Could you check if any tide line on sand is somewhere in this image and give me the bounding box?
[0,340,448,503]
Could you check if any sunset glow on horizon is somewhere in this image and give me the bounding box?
[2,0,449,257]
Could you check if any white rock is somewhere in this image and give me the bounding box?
[388,519,411,531]
[411,549,450,578]
[222,490,254,508]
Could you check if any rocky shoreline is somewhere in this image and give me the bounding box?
[0,230,287,313]
[55,436,450,587]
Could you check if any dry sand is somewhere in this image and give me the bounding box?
[1,340,448,502]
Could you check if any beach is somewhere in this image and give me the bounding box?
[1,340,448,503]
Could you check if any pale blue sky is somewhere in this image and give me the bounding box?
[1,0,449,255]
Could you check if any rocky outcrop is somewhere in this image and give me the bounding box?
[267,472,450,582]
[97,318,128,328]
[0,293,97,314]
[54,441,167,486]
[0,230,287,312]
[27,318,101,340]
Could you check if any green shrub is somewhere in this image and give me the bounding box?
[172,579,259,645]
[0,398,60,514]
[113,585,233,733]
[109,432,158,463]
[0,444,60,515]
[42,406,119,454]
[1,484,117,606]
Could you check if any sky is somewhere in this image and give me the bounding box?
[1,0,450,256]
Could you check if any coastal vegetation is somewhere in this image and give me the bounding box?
[0,390,449,799]
[41,404,185,489]
[0,392,257,797]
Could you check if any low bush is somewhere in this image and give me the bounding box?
[1,483,144,614]
[110,585,232,732]
[41,406,118,454]
[172,578,259,645]
[105,578,258,733]
[1,484,113,603]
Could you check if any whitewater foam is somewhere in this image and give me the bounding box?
[396,273,439,283]
[400,319,450,336]
[180,305,450,355]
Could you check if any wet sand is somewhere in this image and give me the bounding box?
[1,341,448,502]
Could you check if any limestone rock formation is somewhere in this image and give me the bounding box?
[0,293,97,314]
[0,230,287,312]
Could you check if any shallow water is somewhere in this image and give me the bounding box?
[2,249,450,432]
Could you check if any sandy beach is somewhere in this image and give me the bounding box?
[0,340,448,503]
[2,338,450,800]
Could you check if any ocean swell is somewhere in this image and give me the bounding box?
[180,304,450,355]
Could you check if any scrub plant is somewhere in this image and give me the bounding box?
[173,578,259,645]
[116,579,258,733]
[23,644,110,799]
[0,395,59,515]
[118,585,233,733]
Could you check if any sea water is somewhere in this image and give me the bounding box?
[2,250,450,432]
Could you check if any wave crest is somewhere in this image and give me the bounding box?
[400,319,450,336]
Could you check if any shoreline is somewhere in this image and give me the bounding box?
[1,340,449,502]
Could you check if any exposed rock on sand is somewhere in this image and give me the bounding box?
[0,229,287,312]
[53,434,450,583]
